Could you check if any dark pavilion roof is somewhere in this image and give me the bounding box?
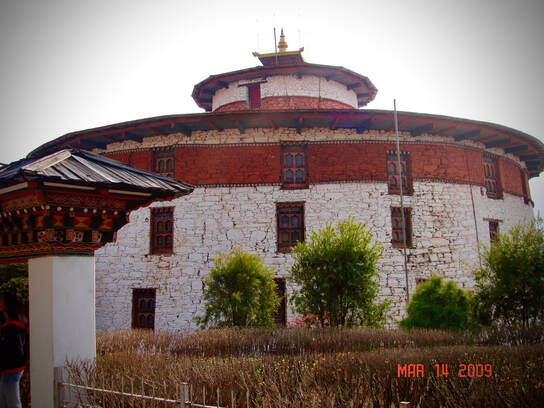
[0,148,194,197]
[192,63,378,111]
[27,109,544,178]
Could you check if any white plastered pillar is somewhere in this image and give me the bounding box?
[28,255,96,408]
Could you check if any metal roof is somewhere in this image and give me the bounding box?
[0,148,194,197]
[192,63,378,111]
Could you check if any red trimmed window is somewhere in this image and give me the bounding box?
[150,207,173,254]
[132,288,156,329]
[153,149,175,178]
[391,207,412,248]
[489,220,499,243]
[387,152,411,194]
[248,84,261,110]
[277,202,305,252]
[273,278,287,326]
[281,145,308,189]
[484,155,500,199]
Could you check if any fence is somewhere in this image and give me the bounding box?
[54,367,251,408]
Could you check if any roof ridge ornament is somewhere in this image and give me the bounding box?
[278,28,288,52]
[252,28,305,67]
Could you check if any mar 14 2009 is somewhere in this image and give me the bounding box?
[397,363,493,378]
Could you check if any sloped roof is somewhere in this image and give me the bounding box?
[0,148,194,197]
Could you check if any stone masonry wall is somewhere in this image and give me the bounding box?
[94,126,534,331]
[212,75,358,111]
[95,181,533,331]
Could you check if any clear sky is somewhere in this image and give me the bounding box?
[1,0,543,217]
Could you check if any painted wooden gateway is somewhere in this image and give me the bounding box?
[29,33,544,330]
[0,148,192,407]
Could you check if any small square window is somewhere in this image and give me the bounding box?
[387,152,411,195]
[281,145,308,189]
[132,288,156,330]
[276,202,305,252]
[391,207,412,248]
[150,207,174,254]
[153,149,175,178]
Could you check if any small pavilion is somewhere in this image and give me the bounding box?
[0,148,193,407]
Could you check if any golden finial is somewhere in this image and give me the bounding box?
[278,28,288,52]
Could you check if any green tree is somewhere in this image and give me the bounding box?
[474,220,544,326]
[0,263,28,305]
[289,217,388,327]
[400,275,473,330]
[196,247,280,328]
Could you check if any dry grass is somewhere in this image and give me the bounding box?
[58,326,544,407]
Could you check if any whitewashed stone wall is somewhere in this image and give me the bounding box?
[95,180,533,331]
[211,75,358,111]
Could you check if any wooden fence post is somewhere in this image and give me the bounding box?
[183,383,189,408]
[53,366,63,408]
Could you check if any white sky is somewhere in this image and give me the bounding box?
[1,0,543,217]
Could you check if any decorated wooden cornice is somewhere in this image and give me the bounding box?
[0,149,193,262]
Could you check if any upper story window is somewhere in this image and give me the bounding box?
[247,84,261,110]
[281,145,308,189]
[150,207,173,255]
[153,149,175,178]
[387,152,411,195]
[520,169,531,205]
[484,155,500,199]
[489,220,499,243]
[391,207,412,248]
[276,202,305,252]
[132,288,156,330]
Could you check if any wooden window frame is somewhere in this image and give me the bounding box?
[520,169,531,205]
[391,207,412,248]
[153,149,175,178]
[281,145,309,189]
[132,288,156,330]
[247,84,261,110]
[489,220,499,243]
[483,155,501,199]
[386,152,412,195]
[273,277,287,326]
[276,202,305,253]
[416,277,428,286]
[150,207,174,255]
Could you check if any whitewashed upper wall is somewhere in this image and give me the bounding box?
[211,75,359,111]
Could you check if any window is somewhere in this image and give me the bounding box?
[387,152,411,194]
[132,288,156,329]
[391,207,412,247]
[484,155,500,199]
[520,169,531,205]
[150,207,174,254]
[153,149,175,178]
[489,220,499,243]
[276,202,304,252]
[247,84,261,110]
[416,278,428,286]
[273,278,287,326]
[281,145,308,189]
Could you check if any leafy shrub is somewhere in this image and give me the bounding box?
[400,275,473,330]
[474,219,544,326]
[290,217,389,327]
[195,247,279,328]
